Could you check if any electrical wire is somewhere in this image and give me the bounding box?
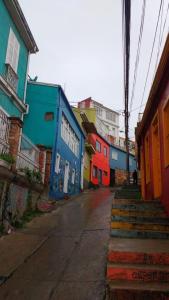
[139,0,164,114]
[129,0,146,114]
[154,0,169,73]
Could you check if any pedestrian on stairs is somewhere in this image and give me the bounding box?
[133,169,138,185]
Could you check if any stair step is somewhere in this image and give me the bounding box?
[111,221,169,232]
[112,204,164,211]
[108,280,169,300]
[112,208,167,217]
[108,250,169,265]
[107,263,169,282]
[111,229,169,239]
[112,199,162,206]
[111,215,169,224]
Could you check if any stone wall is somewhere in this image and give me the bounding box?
[115,169,133,185]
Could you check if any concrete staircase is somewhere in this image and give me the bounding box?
[107,189,169,299]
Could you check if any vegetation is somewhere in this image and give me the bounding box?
[0,153,15,164]
[19,167,42,184]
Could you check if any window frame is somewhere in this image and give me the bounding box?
[96,140,101,152]
[6,28,20,73]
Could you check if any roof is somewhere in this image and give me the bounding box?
[4,0,38,53]
[136,33,169,140]
[110,143,135,158]
[27,81,86,139]
[78,97,120,115]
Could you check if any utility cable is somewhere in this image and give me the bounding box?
[139,0,163,114]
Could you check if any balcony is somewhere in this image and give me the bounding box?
[0,109,10,154]
[5,64,18,92]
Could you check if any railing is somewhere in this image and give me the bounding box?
[5,64,18,92]
[16,134,40,171]
[0,109,10,154]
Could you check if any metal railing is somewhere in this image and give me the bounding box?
[16,134,40,171]
[0,109,10,154]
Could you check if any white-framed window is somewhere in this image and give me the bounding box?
[112,150,118,160]
[96,140,101,152]
[61,114,79,156]
[72,169,75,184]
[55,153,61,174]
[106,111,116,122]
[6,28,20,73]
[104,146,107,157]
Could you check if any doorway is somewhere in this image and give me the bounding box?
[98,169,102,185]
[63,161,69,193]
[152,114,161,198]
[110,169,115,187]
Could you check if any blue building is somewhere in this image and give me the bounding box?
[0,0,38,119]
[110,144,136,186]
[24,81,85,199]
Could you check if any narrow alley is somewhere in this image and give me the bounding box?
[0,188,112,300]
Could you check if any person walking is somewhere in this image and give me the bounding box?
[133,169,138,185]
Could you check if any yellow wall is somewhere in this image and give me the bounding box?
[72,107,96,125]
[84,151,91,183]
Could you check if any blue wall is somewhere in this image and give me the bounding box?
[23,82,58,148]
[0,0,29,116]
[50,88,85,199]
[110,145,136,172]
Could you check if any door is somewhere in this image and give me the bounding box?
[98,169,102,185]
[152,115,161,198]
[110,169,115,187]
[63,161,69,193]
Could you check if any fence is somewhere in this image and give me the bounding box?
[16,133,40,172]
[0,109,10,154]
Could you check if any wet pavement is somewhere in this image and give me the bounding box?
[0,188,112,300]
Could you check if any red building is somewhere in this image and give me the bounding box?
[136,34,169,215]
[88,133,110,186]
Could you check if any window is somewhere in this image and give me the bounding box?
[93,166,97,178]
[72,169,75,184]
[96,140,101,152]
[6,28,20,73]
[104,146,107,157]
[112,150,118,160]
[61,114,79,156]
[95,106,102,117]
[163,100,169,167]
[106,111,116,122]
[55,153,60,174]
[144,134,150,184]
[45,112,54,121]
[129,157,132,166]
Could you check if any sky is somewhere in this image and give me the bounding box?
[19,0,169,139]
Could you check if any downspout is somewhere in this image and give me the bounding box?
[50,87,61,197]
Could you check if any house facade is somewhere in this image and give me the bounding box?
[24,81,85,199]
[0,0,38,119]
[78,97,120,142]
[88,133,110,187]
[110,145,136,186]
[136,34,169,215]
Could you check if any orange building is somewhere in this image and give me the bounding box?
[136,34,169,215]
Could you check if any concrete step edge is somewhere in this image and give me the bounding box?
[107,280,169,292]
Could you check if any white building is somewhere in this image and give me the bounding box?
[78,98,120,142]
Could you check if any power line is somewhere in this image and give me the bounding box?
[154,0,169,74]
[129,0,146,114]
[139,0,164,114]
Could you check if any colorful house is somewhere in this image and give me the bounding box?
[110,144,137,186]
[136,34,169,215]
[87,132,110,187]
[24,81,85,199]
[73,107,110,188]
[0,0,38,119]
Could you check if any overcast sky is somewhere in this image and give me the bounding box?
[19,0,169,139]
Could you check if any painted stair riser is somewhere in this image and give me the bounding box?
[111,215,169,224]
[113,204,164,211]
[107,267,169,282]
[111,222,169,232]
[111,229,169,239]
[108,289,169,300]
[112,199,161,205]
[108,251,169,265]
[112,209,166,217]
